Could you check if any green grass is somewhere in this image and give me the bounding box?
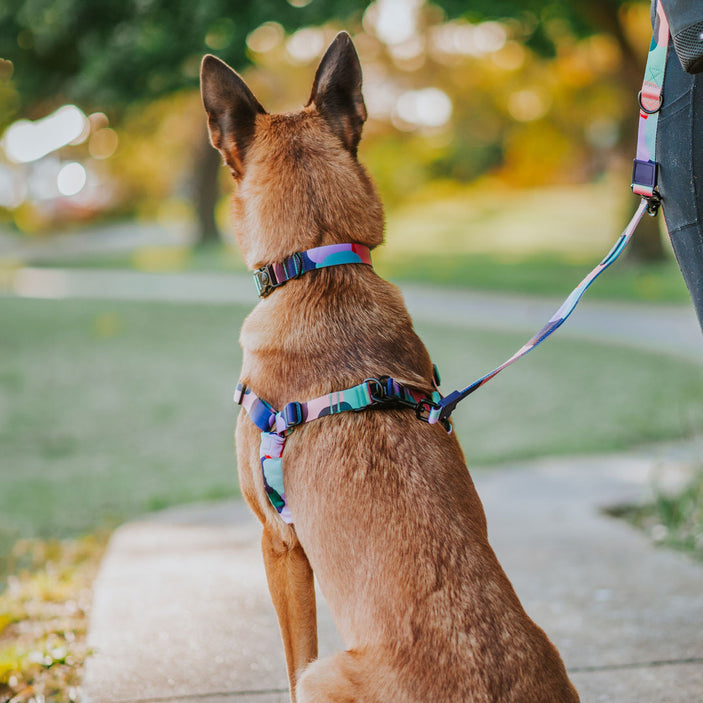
[0,298,246,580]
[2,296,702,582]
[608,470,703,561]
[376,253,689,303]
[29,242,247,274]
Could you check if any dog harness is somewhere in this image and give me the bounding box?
[236,242,445,524]
[235,376,442,523]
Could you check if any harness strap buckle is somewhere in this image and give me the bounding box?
[282,402,304,430]
[253,264,277,297]
[365,377,388,403]
[415,397,439,423]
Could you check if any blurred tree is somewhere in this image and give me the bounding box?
[0,0,369,243]
[2,0,659,256]
[436,0,663,259]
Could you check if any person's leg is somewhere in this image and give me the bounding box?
[656,32,703,330]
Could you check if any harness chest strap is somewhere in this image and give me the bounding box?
[234,377,442,436]
[234,378,443,524]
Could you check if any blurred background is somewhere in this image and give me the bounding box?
[1,0,702,665]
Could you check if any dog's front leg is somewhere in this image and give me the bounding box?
[261,525,318,702]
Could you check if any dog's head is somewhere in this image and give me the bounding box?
[200,32,384,269]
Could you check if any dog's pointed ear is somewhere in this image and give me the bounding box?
[200,54,266,177]
[307,32,367,155]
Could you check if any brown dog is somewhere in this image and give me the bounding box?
[200,32,580,703]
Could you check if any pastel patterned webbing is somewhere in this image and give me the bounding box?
[254,243,372,297]
[632,0,670,198]
[234,379,440,524]
[428,199,650,425]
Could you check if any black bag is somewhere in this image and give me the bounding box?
[660,0,703,73]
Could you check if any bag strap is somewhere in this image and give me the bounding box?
[632,0,670,208]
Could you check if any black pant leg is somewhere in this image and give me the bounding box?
[657,38,703,331]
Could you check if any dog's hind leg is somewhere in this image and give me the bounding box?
[296,649,401,703]
[261,525,318,702]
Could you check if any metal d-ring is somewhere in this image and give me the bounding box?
[364,377,385,403]
[638,90,662,115]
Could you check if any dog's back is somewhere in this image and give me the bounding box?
[202,32,579,703]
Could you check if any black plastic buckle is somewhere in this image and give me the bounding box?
[415,398,439,423]
[253,265,277,297]
[282,402,303,429]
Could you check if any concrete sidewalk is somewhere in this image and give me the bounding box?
[82,440,703,703]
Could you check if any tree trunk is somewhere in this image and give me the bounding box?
[192,126,223,246]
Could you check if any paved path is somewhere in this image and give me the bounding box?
[4,267,703,362]
[82,440,703,703]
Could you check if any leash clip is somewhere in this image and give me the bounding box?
[645,192,661,216]
[415,397,439,423]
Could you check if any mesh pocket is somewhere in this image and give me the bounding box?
[672,21,703,74]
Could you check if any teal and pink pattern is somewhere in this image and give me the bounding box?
[253,242,372,297]
[234,378,441,523]
[259,431,291,523]
[426,200,649,425]
[632,0,670,200]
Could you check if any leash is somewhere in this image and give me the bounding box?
[420,3,671,427]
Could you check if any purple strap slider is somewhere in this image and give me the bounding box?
[632,159,658,198]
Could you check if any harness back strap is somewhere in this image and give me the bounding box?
[253,242,372,297]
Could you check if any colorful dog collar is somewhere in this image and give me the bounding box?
[253,242,373,297]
